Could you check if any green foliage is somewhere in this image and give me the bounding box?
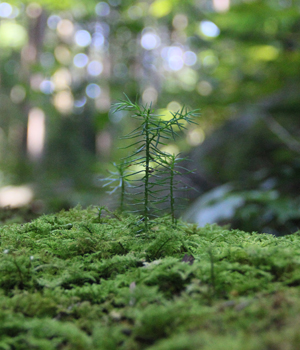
[1,0,300,231]
[102,95,198,230]
[1,207,300,348]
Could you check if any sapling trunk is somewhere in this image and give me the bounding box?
[159,153,194,224]
[144,111,150,230]
[169,155,176,224]
[120,165,126,212]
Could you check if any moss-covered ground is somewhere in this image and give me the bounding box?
[1,206,300,349]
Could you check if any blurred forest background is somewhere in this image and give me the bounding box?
[0,0,300,235]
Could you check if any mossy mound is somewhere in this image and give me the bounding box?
[1,206,300,349]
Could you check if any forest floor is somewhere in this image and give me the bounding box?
[1,206,300,350]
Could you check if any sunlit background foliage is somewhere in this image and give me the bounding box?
[0,0,300,234]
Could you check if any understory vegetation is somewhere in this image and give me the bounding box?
[1,206,300,349]
[102,95,198,228]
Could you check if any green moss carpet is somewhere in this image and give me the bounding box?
[1,206,300,349]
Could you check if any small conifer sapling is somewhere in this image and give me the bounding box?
[102,94,199,231]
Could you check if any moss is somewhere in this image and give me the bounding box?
[1,206,300,349]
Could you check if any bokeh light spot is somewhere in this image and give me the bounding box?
[47,15,61,30]
[167,101,181,112]
[169,56,184,71]
[40,80,55,94]
[160,144,179,156]
[26,3,42,18]
[187,128,205,146]
[172,14,188,30]
[142,87,158,105]
[57,19,74,38]
[200,21,220,37]
[73,53,89,68]
[95,2,110,16]
[53,91,74,114]
[86,84,101,99]
[52,68,72,90]
[109,109,124,123]
[197,81,213,96]
[249,45,279,61]
[95,91,111,112]
[166,47,184,71]
[74,97,87,108]
[141,32,160,50]
[150,0,172,18]
[0,186,34,208]
[203,55,219,68]
[75,30,91,47]
[128,5,143,20]
[0,22,27,48]
[213,0,230,12]
[0,2,12,18]
[92,32,105,47]
[10,85,26,104]
[87,61,103,76]
[179,68,198,89]
[30,74,43,91]
[27,108,45,160]
[54,45,71,64]
[184,51,197,66]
